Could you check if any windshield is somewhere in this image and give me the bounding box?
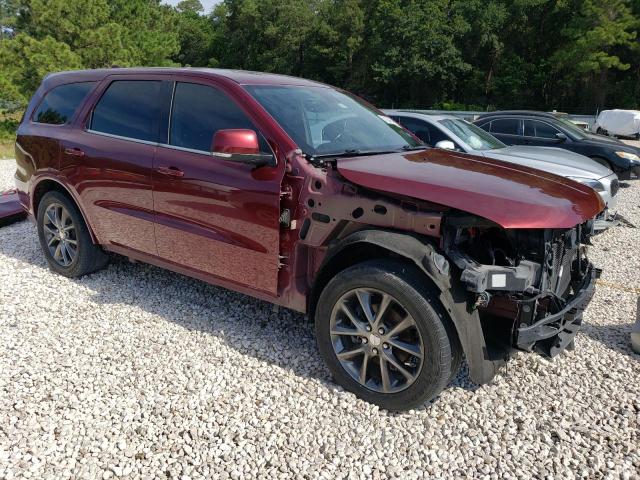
[439,118,506,151]
[245,85,421,156]
[555,117,588,139]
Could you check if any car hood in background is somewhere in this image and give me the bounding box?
[337,149,604,229]
[581,132,640,152]
[484,146,611,179]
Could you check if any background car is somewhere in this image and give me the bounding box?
[591,109,640,139]
[473,110,640,179]
[385,110,619,231]
[551,111,590,131]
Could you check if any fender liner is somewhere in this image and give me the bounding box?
[318,229,505,385]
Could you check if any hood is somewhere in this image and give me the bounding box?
[581,132,640,152]
[485,146,611,179]
[337,149,604,229]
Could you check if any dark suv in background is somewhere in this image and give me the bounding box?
[474,111,640,179]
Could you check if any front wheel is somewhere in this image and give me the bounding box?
[315,259,459,410]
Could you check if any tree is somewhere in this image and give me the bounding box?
[0,34,82,102]
[177,0,204,14]
[551,0,638,109]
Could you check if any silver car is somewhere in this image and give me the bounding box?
[384,111,619,230]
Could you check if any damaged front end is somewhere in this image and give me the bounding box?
[444,216,600,358]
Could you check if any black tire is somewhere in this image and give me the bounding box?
[596,127,606,136]
[315,259,459,411]
[37,191,108,277]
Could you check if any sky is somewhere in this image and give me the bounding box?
[163,0,221,14]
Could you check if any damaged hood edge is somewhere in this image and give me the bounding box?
[336,149,605,229]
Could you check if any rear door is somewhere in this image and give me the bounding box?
[152,79,282,295]
[485,118,525,145]
[59,76,168,256]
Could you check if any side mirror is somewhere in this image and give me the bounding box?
[211,129,275,167]
[555,132,568,142]
[435,140,456,151]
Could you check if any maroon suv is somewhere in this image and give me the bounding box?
[14,68,604,410]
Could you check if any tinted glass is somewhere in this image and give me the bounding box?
[396,117,432,144]
[440,119,505,151]
[555,117,588,139]
[169,82,266,152]
[246,85,420,156]
[490,119,520,135]
[524,120,560,139]
[91,81,162,142]
[33,82,95,125]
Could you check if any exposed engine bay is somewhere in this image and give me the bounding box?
[443,215,599,358]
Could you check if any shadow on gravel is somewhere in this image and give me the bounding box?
[0,220,480,403]
[581,297,640,360]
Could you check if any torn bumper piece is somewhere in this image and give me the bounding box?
[0,189,26,226]
[516,265,599,357]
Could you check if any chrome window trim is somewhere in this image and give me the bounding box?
[86,128,215,156]
[86,129,160,147]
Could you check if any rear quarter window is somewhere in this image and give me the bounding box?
[32,82,96,125]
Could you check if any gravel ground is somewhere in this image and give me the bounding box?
[1,158,639,480]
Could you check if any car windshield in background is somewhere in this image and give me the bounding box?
[555,117,588,139]
[245,85,421,157]
[440,118,506,151]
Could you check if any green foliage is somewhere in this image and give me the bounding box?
[0,0,179,111]
[0,117,19,142]
[177,0,204,14]
[0,0,639,118]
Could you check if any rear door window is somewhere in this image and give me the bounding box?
[490,118,520,136]
[33,82,96,125]
[169,82,268,153]
[90,80,163,142]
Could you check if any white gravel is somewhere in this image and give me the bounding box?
[1,157,639,479]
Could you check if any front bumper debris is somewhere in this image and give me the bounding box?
[516,265,600,356]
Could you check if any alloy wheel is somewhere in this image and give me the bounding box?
[42,202,78,267]
[329,288,424,393]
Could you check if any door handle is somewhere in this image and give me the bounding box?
[64,147,85,157]
[156,166,184,177]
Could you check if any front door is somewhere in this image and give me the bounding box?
[522,119,565,147]
[152,80,282,295]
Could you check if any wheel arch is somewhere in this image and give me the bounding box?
[309,229,505,385]
[31,178,98,243]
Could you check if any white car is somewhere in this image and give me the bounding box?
[592,110,640,140]
[384,110,619,231]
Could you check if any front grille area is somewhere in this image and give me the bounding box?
[548,241,575,296]
[610,178,619,197]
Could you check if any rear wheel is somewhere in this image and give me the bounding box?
[37,191,108,277]
[315,259,459,410]
[596,127,606,135]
